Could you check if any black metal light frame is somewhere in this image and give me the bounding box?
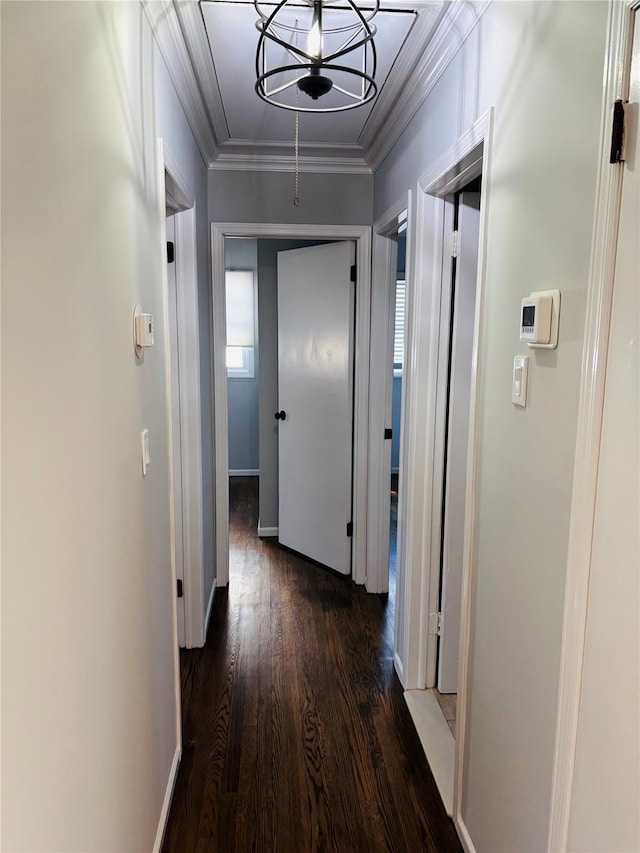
[255,0,379,113]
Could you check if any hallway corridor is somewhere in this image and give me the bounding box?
[162,478,461,852]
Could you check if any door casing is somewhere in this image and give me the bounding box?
[211,223,372,589]
[368,194,411,599]
[161,140,206,650]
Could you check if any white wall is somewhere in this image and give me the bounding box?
[2,2,179,850]
[375,2,609,850]
[209,170,373,225]
[153,39,215,632]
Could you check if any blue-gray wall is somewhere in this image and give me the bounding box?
[209,170,373,225]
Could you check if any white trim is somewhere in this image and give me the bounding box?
[173,0,229,146]
[367,2,490,172]
[209,151,372,175]
[453,110,494,838]
[394,652,405,683]
[418,111,491,195]
[546,3,634,849]
[229,469,259,476]
[143,0,218,167]
[367,193,410,594]
[257,525,279,538]
[155,139,183,770]
[152,746,181,853]
[388,110,493,847]
[203,578,217,643]
[455,817,478,853]
[425,195,455,689]
[162,144,207,650]
[397,109,492,692]
[211,223,372,589]
[404,689,455,816]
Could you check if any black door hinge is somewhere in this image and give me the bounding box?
[177,579,183,598]
[350,264,357,283]
[346,521,353,537]
[610,99,628,164]
[167,241,175,264]
[384,428,393,439]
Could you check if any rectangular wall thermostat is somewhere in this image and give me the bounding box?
[135,312,154,348]
[133,305,154,357]
[520,290,560,348]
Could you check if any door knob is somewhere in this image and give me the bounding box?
[274,410,286,421]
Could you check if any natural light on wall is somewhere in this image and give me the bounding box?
[226,269,255,378]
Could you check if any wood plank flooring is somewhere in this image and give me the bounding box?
[162,478,462,852]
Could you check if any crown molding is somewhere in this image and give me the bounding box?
[142,0,220,166]
[150,0,490,175]
[365,0,490,172]
[173,1,230,146]
[209,152,372,174]
[358,2,446,148]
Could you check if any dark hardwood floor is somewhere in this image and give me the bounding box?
[162,477,461,852]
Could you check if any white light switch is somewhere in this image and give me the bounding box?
[512,356,529,407]
[141,429,150,476]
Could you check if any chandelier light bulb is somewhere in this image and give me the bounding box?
[307,18,322,60]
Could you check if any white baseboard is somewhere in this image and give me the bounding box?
[153,745,181,853]
[229,469,259,476]
[455,815,477,853]
[203,578,216,641]
[257,525,279,538]
[404,689,455,817]
[394,651,405,685]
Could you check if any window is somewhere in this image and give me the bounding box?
[393,279,405,376]
[226,269,255,378]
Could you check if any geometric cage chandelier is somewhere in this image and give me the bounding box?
[255,0,379,113]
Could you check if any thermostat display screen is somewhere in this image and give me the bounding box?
[522,305,536,329]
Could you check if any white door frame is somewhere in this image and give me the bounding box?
[367,193,411,598]
[394,109,493,693]
[160,141,206,649]
[547,1,637,848]
[211,223,372,588]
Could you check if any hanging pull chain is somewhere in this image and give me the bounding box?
[293,18,300,206]
[294,109,300,206]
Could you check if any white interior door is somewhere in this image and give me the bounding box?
[166,215,185,646]
[277,241,355,574]
[438,191,481,693]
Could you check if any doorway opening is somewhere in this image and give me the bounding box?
[433,176,482,737]
[388,217,407,606]
[212,224,372,591]
[224,237,354,579]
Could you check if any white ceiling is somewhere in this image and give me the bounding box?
[201,1,417,145]
[162,0,483,171]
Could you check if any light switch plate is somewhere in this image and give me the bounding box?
[512,356,529,407]
[141,429,150,476]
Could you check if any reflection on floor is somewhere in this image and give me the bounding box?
[434,689,457,737]
[162,476,463,851]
